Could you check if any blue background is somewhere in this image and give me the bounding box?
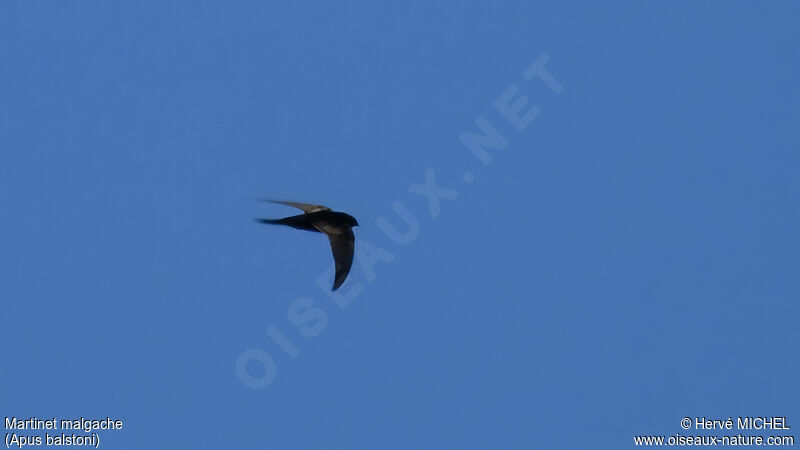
[1,2,798,449]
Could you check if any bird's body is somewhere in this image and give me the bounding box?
[260,211,357,234]
[255,201,358,290]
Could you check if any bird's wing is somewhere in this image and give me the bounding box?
[327,229,355,291]
[267,200,331,214]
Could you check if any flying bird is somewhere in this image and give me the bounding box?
[255,200,358,290]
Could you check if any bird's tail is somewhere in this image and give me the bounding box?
[254,215,321,232]
[254,218,284,225]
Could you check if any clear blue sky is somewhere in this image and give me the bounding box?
[1,2,799,449]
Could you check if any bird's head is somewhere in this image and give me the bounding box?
[344,213,359,227]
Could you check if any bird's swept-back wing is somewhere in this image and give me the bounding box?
[267,200,331,214]
[327,229,354,291]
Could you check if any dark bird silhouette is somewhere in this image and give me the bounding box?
[255,200,359,290]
